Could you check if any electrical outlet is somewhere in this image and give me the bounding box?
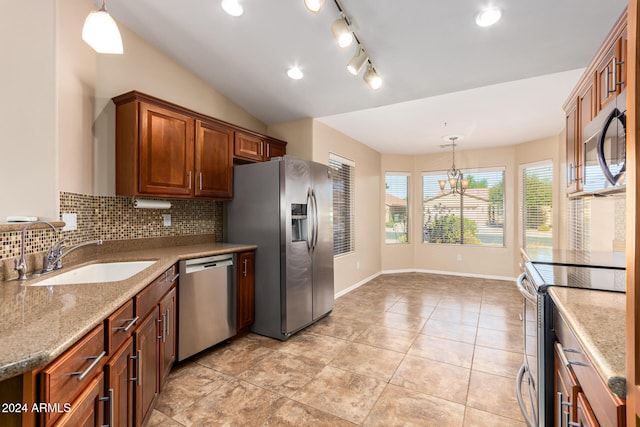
[61,213,77,231]
[163,214,171,227]
[457,254,463,262]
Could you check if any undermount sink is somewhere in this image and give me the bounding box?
[30,261,156,286]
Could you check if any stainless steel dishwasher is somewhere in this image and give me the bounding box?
[177,254,235,361]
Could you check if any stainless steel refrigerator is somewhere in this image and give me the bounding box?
[226,156,334,340]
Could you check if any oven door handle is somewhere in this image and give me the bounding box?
[516,273,537,304]
[516,363,538,427]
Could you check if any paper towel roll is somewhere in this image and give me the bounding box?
[133,198,172,209]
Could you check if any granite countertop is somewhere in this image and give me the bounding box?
[548,287,626,399]
[0,241,256,382]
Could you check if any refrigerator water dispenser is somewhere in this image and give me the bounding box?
[291,203,308,242]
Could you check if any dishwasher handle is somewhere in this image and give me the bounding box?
[183,256,234,274]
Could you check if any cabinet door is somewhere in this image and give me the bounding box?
[576,392,599,427]
[133,309,159,427]
[159,287,177,386]
[139,102,195,196]
[565,99,580,193]
[237,251,255,332]
[195,120,234,199]
[596,38,623,111]
[105,337,134,427]
[54,372,105,427]
[554,342,580,426]
[234,132,264,162]
[265,139,286,160]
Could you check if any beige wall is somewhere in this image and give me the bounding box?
[1,1,57,220]
[312,121,382,295]
[268,118,313,160]
[380,134,564,280]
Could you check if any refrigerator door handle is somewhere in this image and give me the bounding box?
[311,189,319,251]
[306,189,313,253]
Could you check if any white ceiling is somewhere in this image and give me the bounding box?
[101,0,627,154]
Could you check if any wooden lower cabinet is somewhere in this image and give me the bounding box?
[576,392,599,427]
[33,264,178,427]
[236,250,255,333]
[134,308,160,427]
[53,373,105,427]
[105,336,135,427]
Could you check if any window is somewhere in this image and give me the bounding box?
[422,167,505,246]
[521,161,553,249]
[329,153,355,256]
[385,172,410,243]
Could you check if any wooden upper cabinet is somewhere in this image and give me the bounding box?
[234,132,265,162]
[565,98,580,193]
[196,120,233,199]
[138,103,195,197]
[266,139,287,160]
[596,38,623,111]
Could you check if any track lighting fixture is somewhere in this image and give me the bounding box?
[331,16,353,48]
[221,0,243,17]
[346,46,368,76]
[363,64,382,90]
[305,0,382,90]
[81,0,123,54]
[304,0,326,13]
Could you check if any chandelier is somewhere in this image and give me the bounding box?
[438,136,469,195]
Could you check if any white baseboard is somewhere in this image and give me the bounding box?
[336,269,516,298]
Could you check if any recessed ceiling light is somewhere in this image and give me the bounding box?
[221,0,243,17]
[476,7,502,27]
[287,66,304,80]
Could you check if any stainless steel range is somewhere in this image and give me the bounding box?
[516,259,625,426]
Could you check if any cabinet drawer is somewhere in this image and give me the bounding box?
[136,265,177,320]
[106,298,136,356]
[554,309,625,426]
[39,325,106,426]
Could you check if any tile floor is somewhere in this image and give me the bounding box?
[149,272,527,426]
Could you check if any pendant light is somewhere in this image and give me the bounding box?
[81,0,123,54]
[438,136,469,194]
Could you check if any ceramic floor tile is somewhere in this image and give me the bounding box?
[293,365,387,425]
[264,399,358,426]
[431,306,479,326]
[390,354,470,404]
[303,313,371,341]
[195,336,273,376]
[146,409,184,427]
[376,311,427,332]
[386,301,436,318]
[408,334,475,368]
[466,370,526,422]
[437,296,482,313]
[479,302,523,318]
[154,362,238,418]
[276,331,350,364]
[472,345,523,379]
[420,318,478,344]
[477,313,522,333]
[463,407,527,427]
[354,324,418,352]
[238,350,325,397]
[329,342,405,381]
[475,326,524,353]
[363,384,465,427]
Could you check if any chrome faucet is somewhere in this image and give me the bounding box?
[14,221,58,280]
[42,239,103,273]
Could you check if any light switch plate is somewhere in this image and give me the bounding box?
[61,213,77,231]
[163,214,171,227]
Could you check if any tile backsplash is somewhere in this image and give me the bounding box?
[0,192,223,262]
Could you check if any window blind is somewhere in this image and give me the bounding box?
[385,172,410,244]
[329,154,355,256]
[521,162,553,250]
[422,167,505,246]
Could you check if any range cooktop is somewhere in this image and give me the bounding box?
[523,248,625,270]
[525,262,626,293]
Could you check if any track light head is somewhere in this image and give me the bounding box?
[347,46,368,76]
[331,17,353,48]
[304,0,325,13]
[363,65,382,90]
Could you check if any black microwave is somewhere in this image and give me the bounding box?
[582,90,626,192]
